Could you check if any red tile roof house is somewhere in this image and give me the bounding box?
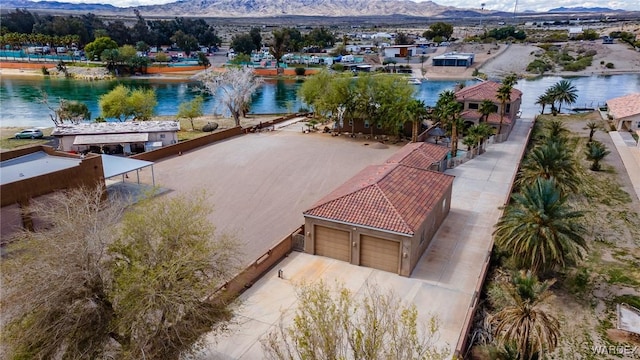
[607,93,640,131]
[455,81,522,138]
[303,142,454,276]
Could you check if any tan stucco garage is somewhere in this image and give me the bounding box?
[304,142,454,276]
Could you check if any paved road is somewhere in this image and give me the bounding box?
[138,123,400,263]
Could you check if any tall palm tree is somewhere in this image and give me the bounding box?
[493,178,587,274]
[550,80,578,113]
[496,84,512,135]
[585,140,610,171]
[479,99,498,123]
[434,90,463,157]
[407,99,428,143]
[517,140,579,194]
[493,270,560,360]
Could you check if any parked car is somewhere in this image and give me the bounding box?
[14,129,44,139]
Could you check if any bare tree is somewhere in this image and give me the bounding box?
[1,187,241,359]
[262,280,449,360]
[194,66,263,127]
[1,186,125,359]
[40,91,91,126]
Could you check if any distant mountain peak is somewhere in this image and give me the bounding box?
[548,6,624,13]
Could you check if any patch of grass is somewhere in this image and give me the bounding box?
[563,267,593,297]
[613,295,640,309]
[606,267,639,286]
[0,127,53,151]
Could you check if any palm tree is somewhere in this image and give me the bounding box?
[586,121,598,142]
[493,178,587,274]
[550,80,578,113]
[407,99,428,143]
[493,270,560,360]
[585,140,610,171]
[534,93,553,114]
[468,123,494,154]
[517,140,579,194]
[496,84,512,135]
[542,119,570,143]
[434,90,463,157]
[479,99,498,123]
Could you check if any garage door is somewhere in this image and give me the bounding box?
[315,225,350,262]
[360,235,400,273]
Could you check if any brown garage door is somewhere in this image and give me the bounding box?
[360,235,400,273]
[315,225,350,262]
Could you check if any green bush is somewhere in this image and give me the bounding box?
[294,67,306,76]
[331,63,344,72]
[563,56,593,71]
[526,59,552,74]
[605,62,614,69]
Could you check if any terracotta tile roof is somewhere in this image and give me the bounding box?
[304,163,454,235]
[461,110,513,125]
[455,81,522,103]
[607,93,640,120]
[384,142,449,169]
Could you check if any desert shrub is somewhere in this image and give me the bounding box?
[584,49,597,57]
[605,62,614,69]
[41,66,50,75]
[538,43,554,51]
[294,67,305,76]
[600,60,605,65]
[563,56,593,71]
[526,59,552,74]
[331,63,344,72]
[560,53,575,62]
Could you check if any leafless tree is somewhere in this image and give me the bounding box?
[1,187,241,359]
[261,280,449,360]
[193,66,263,127]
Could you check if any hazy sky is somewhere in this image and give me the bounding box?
[35,0,640,13]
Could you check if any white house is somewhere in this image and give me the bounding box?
[383,45,419,58]
[607,93,640,131]
[52,121,180,155]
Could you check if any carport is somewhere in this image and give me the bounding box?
[101,154,155,186]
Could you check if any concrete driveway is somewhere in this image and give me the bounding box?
[139,122,401,263]
[199,118,534,359]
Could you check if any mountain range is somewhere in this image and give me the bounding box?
[1,0,627,18]
[3,0,481,17]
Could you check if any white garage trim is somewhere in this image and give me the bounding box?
[305,214,412,237]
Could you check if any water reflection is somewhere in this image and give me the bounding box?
[1,74,639,128]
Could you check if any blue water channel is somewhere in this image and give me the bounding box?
[1,74,639,128]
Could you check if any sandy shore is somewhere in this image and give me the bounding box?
[2,41,639,82]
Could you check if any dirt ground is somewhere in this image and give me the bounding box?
[471,112,640,359]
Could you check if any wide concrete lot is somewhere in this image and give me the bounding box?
[200,118,534,359]
[140,122,401,263]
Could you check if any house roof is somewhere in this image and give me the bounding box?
[51,121,180,136]
[433,52,475,60]
[384,142,449,169]
[455,81,522,103]
[461,109,514,125]
[0,151,82,185]
[303,163,454,236]
[607,93,640,120]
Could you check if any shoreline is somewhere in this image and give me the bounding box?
[3,41,640,81]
